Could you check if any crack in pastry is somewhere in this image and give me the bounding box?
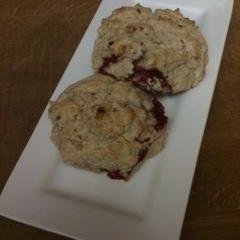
[49,74,168,180]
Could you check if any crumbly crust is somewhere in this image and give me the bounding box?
[92,4,208,94]
[48,74,167,179]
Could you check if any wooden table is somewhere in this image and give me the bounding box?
[0,1,239,239]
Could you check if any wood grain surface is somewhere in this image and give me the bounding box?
[0,1,239,239]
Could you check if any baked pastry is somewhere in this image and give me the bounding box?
[92,4,208,94]
[48,74,168,180]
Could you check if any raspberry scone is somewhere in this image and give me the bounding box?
[92,4,208,94]
[48,74,168,180]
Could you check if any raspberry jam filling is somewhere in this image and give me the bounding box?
[99,55,118,77]
[131,65,172,94]
[107,170,127,180]
[98,55,172,94]
[152,98,168,131]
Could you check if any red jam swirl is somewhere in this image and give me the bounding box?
[107,170,126,180]
[99,55,118,77]
[98,56,172,94]
[152,98,168,131]
[131,65,172,94]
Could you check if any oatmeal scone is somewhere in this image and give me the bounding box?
[48,74,168,180]
[92,4,208,94]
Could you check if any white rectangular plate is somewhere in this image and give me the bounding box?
[0,0,234,239]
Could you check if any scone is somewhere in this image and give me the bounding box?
[48,74,168,180]
[92,4,208,94]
